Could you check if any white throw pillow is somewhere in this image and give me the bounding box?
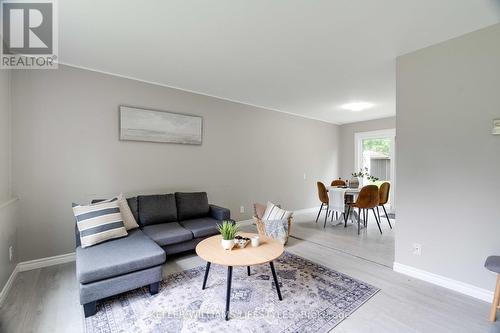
[73,200,128,248]
[263,219,288,245]
[262,201,293,220]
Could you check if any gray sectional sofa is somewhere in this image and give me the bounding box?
[75,192,230,317]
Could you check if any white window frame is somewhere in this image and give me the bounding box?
[354,128,396,212]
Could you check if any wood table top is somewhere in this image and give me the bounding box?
[195,232,284,267]
[327,186,361,193]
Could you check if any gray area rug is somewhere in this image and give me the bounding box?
[85,252,379,333]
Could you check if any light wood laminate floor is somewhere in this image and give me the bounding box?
[290,209,395,267]
[1,217,498,332]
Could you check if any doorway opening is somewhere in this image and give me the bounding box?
[355,129,396,213]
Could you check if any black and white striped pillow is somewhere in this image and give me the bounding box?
[72,200,128,248]
[262,201,293,220]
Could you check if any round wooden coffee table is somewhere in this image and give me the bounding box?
[195,232,284,320]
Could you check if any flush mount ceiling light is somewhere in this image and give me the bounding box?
[340,102,375,112]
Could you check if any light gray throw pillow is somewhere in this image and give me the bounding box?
[263,219,288,245]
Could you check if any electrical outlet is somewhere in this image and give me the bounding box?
[303,173,307,180]
[240,206,245,213]
[9,246,13,262]
[412,243,422,256]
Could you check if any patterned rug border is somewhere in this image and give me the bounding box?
[281,251,381,317]
[86,251,381,333]
[158,251,380,330]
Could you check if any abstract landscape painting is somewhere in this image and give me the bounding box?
[120,106,202,145]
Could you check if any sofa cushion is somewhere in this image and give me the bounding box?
[175,192,210,221]
[126,197,139,222]
[180,217,219,238]
[138,194,177,226]
[76,229,165,284]
[210,204,231,220]
[142,223,193,246]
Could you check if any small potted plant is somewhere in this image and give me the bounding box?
[217,220,239,250]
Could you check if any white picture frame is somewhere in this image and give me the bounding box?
[119,106,203,145]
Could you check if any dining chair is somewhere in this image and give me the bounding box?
[315,182,330,226]
[376,182,392,229]
[344,185,381,235]
[330,179,348,221]
[485,256,500,321]
[331,179,346,187]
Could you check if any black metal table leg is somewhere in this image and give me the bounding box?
[323,205,329,228]
[269,261,282,301]
[225,266,233,321]
[202,262,211,290]
[344,205,351,227]
[247,266,251,276]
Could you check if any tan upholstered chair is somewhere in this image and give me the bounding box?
[315,182,331,226]
[377,182,392,229]
[345,185,381,235]
[331,179,346,187]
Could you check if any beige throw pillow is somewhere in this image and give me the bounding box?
[116,194,140,230]
[96,193,139,230]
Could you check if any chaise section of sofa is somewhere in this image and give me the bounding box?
[76,229,165,317]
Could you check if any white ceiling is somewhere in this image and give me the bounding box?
[59,1,500,124]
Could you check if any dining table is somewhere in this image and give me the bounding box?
[326,186,361,225]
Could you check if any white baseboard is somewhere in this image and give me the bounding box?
[236,207,318,226]
[0,252,76,306]
[0,266,19,307]
[294,207,319,214]
[17,252,76,272]
[236,207,317,225]
[237,218,254,226]
[393,262,493,302]
[0,210,314,306]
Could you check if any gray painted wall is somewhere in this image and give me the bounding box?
[0,200,18,291]
[0,69,18,291]
[339,117,396,179]
[11,65,339,262]
[0,70,11,203]
[396,23,500,290]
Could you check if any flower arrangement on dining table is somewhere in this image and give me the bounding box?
[352,167,380,182]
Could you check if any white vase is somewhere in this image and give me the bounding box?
[221,239,234,250]
[350,177,359,188]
